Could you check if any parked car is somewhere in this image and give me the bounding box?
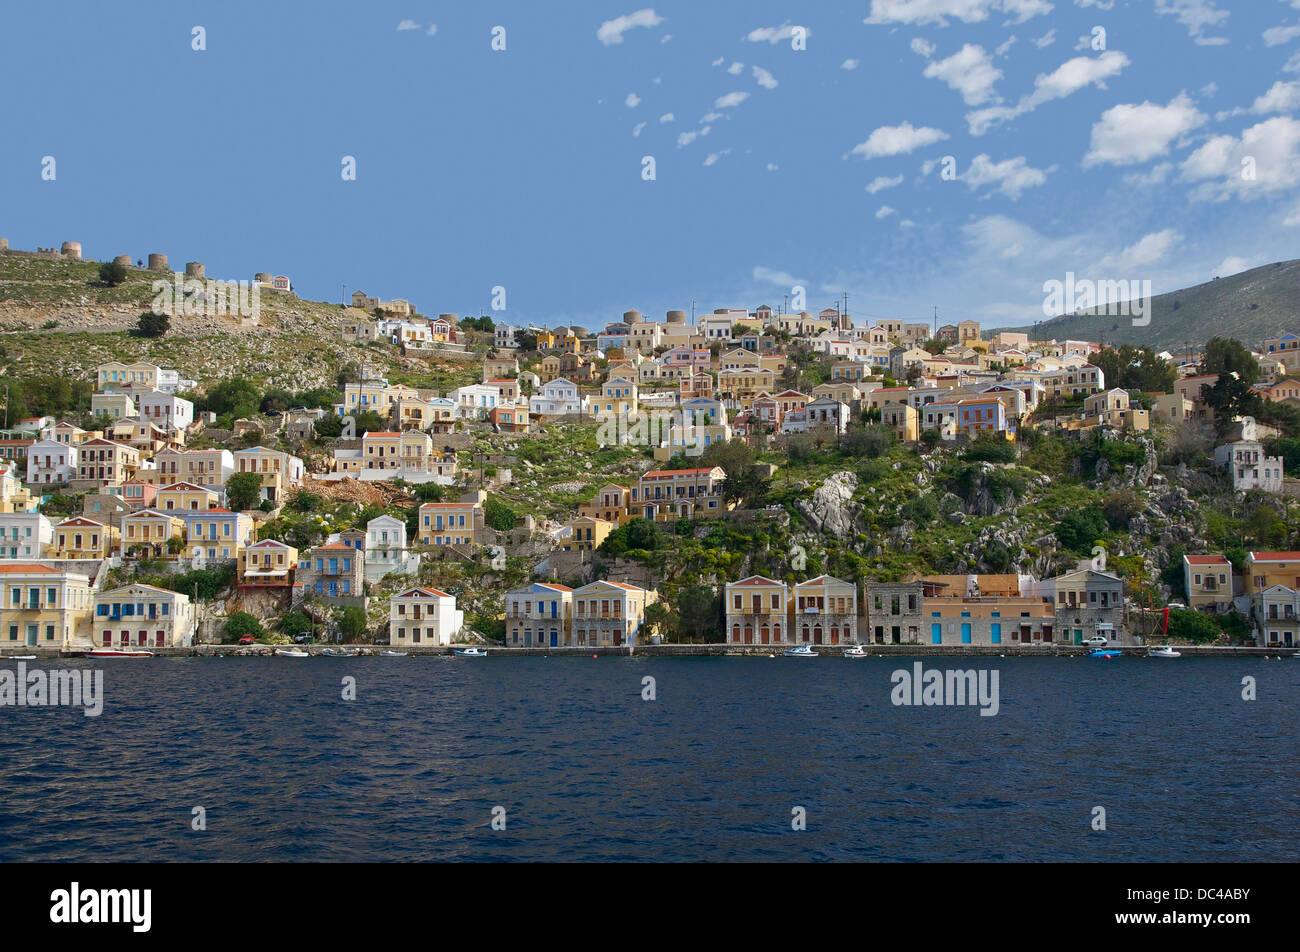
[1083,636,1109,647]
[238,635,256,646]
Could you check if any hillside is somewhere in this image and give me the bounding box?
[0,253,481,394]
[997,258,1300,352]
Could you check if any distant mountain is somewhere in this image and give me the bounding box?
[994,258,1300,353]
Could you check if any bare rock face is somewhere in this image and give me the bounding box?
[797,471,858,538]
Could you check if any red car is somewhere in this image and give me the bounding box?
[238,636,256,646]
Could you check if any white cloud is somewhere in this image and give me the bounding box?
[866,174,905,193]
[911,37,936,57]
[996,35,1018,56]
[842,58,861,70]
[968,50,1130,135]
[597,9,666,46]
[753,266,805,286]
[1286,51,1300,72]
[1122,162,1173,186]
[1212,256,1253,276]
[766,163,780,171]
[632,122,647,137]
[625,92,642,108]
[728,61,745,75]
[1083,92,1207,167]
[1154,0,1230,46]
[703,150,732,167]
[746,22,809,44]
[700,111,725,123]
[1097,230,1181,271]
[1264,25,1300,47]
[961,153,1050,198]
[1075,0,1114,9]
[714,91,751,109]
[923,44,1003,105]
[876,205,898,219]
[661,34,672,43]
[678,130,700,147]
[427,24,438,36]
[851,122,950,159]
[1250,80,1300,115]
[659,113,675,123]
[1180,116,1300,200]
[712,56,725,66]
[1033,28,1057,47]
[753,66,779,89]
[397,20,419,31]
[865,0,1053,27]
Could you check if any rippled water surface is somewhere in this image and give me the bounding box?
[0,656,1295,861]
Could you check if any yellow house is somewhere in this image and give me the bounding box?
[591,376,638,419]
[91,583,195,649]
[580,483,632,526]
[880,404,920,442]
[75,438,142,485]
[717,368,776,399]
[155,481,221,512]
[0,563,93,648]
[120,508,185,556]
[1245,551,1300,595]
[725,576,789,645]
[570,580,657,647]
[241,539,298,584]
[563,516,615,553]
[52,516,118,559]
[1184,554,1234,612]
[98,360,160,393]
[539,354,564,383]
[417,502,484,547]
[232,447,305,503]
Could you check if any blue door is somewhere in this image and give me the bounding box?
[931,623,942,645]
[961,623,971,644]
[550,630,558,647]
[991,623,1001,645]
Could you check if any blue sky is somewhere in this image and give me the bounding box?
[2,0,1299,333]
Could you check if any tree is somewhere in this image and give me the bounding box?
[1165,608,1221,644]
[352,410,388,435]
[338,605,368,643]
[99,260,127,287]
[484,495,518,531]
[136,310,170,337]
[225,472,264,511]
[701,438,769,507]
[1089,344,1176,393]
[1055,506,1107,555]
[1202,337,1259,386]
[676,585,722,643]
[202,378,262,419]
[516,331,538,352]
[840,423,894,458]
[225,612,265,642]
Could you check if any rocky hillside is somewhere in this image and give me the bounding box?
[996,258,1300,352]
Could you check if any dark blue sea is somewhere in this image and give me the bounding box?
[1,655,1295,861]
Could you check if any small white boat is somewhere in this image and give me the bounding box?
[85,648,154,658]
[320,647,358,658]
[8,655,37,661]
[843,644,869,658]
[783,643,818,658]
[454,647,488,657]
[380,650,408,657]
[275,648,309,658]
[1148,645,1181,658]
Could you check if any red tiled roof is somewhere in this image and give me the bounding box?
[1185,555,1230,565]
[1249,552,1300,562]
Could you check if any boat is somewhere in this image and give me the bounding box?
[454,647,488,657]
[1148,645,1181,658]
[379,650,408,657]
[7,655,37,661]
[85,648,154,658]
[843,644,869,658]
[783,643,818,658]
[320,647,358,658]
[275,648,309,658]
[1087,649,1122,659]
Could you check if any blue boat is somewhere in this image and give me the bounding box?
[1088,649,1122,659]
[454,647,488,658]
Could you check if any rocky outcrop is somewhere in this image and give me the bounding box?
[797,471,859,537]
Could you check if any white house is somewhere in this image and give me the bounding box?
[389,587,464,646]
[138,390,194,431]
[0,512,52,560]
[529,378,582,416]
[26,439,76,485]
[365,514,417,581]
[92,584,195,649]
[1214,417,1284,493]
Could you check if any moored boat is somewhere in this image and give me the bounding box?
[783,643,818,658]
[454,646,488,657]
[379,650,408,657]
[275,648,309,658]
[1087,649,1122,659]
[320,647,358,658]
[843,644,869,658]
[7,655,37,661]
[1148,645,1181,658]
[85,648,154,658]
